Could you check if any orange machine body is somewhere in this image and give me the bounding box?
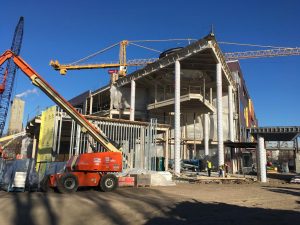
[49,152,122,188]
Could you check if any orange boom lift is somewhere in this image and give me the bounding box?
[0,50,122,192]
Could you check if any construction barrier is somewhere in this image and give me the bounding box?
[0,158,38,192]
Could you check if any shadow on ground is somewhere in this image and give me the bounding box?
[267,173,295,182]
[144,200,300,225]
[5,186,300,225]
[12,192,59,225]
[263,185,300,198]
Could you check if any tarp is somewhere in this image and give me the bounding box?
[37,106,56,163]
[37,161,66,183]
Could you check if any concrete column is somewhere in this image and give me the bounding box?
[31,137,37,159]
[154,82,158,104]
[174,60,181,174]
[204,114,209,156]
[140,127,145,169]
[183,125,187,160]
[216,63,224,167]
[83,99,88,115]
[203,78,206,101]
[130,80,136,121]
[258,135,267,182]
[228,85,234,141]
[164,129,169,171]
[89,96,93,115]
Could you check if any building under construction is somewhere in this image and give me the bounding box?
[24,34,259,174]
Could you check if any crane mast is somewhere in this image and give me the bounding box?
[0,17,24,136]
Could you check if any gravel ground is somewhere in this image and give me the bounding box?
[0,181,299,225]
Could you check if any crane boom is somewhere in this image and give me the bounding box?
[0,50,120,153]
[50,58,158,75]
[224,47,300,60]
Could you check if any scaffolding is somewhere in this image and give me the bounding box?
[52,108,162,170]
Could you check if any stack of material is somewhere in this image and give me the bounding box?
[130,174,151,187]
[151,171,175,186]
[117,169,175,187]
[118,177,135,187]
[290,175,300,183]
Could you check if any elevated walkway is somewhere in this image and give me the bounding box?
[147,93,215,112]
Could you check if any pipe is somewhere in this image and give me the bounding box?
[130,80,136,121]
[258,135,267,182]
[174,60,181,174]
[216,63,224,167]
[228,85,234,141]
[204,114,209,156]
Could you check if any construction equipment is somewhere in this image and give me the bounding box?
[0,50,122,192]
[50,40,158,79]
[48,152,122,192]
[0,17,24,136]
[50,38,300,81]
[224,47,300,60]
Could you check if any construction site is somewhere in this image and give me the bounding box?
[1,2,300,224]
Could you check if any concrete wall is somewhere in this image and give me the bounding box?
[8,97,25,135]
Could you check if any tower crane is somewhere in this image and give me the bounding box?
[50,39,160,80]
[224,47,300,60]
[50,40,157,76]
[50,38,300,80]
[0,17,24,136]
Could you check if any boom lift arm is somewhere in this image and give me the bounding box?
[0,50,120,153]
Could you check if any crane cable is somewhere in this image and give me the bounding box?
[69,42,119,65]
[68,39,298,65]
[129,42,162,53]
[129,38,197,43]
[218,41,295,49]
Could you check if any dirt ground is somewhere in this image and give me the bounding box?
[0,181,299,225]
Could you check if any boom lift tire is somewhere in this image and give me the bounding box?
[40,175,53,192]
[57,173,79,193]
[99,174,118,192]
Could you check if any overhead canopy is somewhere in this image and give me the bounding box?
[224,141,257,148]
[248,126,300,141]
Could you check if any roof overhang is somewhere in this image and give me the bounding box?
[116,35,236,90]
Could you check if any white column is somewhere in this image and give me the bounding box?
[174,60,181,174]
[164,129,169,171]
[228,85,234,141]
[31,138,37,159]
[89,96,93,115]
[130,80,136,121]
[258,135,267,182]
[204,114,209,156]
[216,63,224,167]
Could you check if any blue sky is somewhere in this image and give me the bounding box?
[1,0,300,127]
